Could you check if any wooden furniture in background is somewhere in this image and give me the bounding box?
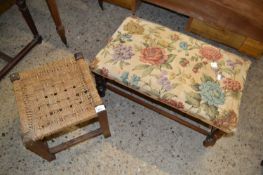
[0,0,15,15]
[98,0,138,14]
[10,53,111,161]
[0,0,67,46]
[186,18,263,58]
[45,0,67,46]
[0,0,68,80]
[142,0,263,43]
[126,0,263,58]
[0,0,42,80]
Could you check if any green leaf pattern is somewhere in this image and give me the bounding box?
[92,17,251,133]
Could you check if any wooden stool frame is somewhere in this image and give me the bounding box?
[21,110,111,161]
[11,54,111,161]
[94,74,225,147]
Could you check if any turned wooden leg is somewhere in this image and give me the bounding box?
[0,0,42,80]
[24,139,56,161]
[131,0,139,15]
[16,0,42,41]
[98,110,111,138]
[95,75,106,97]
[98,0,103,10]
[45,0,67,46]
[203,127,225,147]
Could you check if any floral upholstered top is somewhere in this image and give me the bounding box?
[91,17,251,133]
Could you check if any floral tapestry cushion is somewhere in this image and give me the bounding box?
[90,17,251,133]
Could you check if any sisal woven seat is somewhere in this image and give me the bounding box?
[11,53,111,161]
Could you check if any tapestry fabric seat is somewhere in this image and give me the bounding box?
[91,17,251,133]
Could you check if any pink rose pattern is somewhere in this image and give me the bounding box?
[100,67,109,77]
[140,47,168,65]
[213,110,237,129]
[199,45,222,61]
[223,78,242,92]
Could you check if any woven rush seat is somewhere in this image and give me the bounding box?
[91,17,251,136]
[11,53,111,161]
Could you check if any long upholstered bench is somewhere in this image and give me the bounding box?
[90,17,251,146]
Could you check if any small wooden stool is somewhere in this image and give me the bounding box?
[10,53,111,161]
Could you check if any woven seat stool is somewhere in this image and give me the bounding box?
[10,53,111,161]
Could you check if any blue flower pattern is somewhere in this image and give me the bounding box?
[179,41,188,50]
[199,81,225,106]
[120,72,129,85]
[130,75,141,86]
[120,72,140,87]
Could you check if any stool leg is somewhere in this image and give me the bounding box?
[45,0,67,46]
[203,128,225,147]
[98,0,103,10]
[95,74,107,97]
[24,140,56,161]
[98,110,111,138]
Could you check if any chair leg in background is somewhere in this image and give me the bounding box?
[45,0,67,46]
[98,0,104,10]
[0,0,42,80]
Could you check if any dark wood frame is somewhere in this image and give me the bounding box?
[0,0,42,81]
[0,0,68,80]
[11,54,111,162]
[45,0,67,46]
[131,0,263,43]
[94,73,225,147]
[22,110,111,161]
[98,0,139,15]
